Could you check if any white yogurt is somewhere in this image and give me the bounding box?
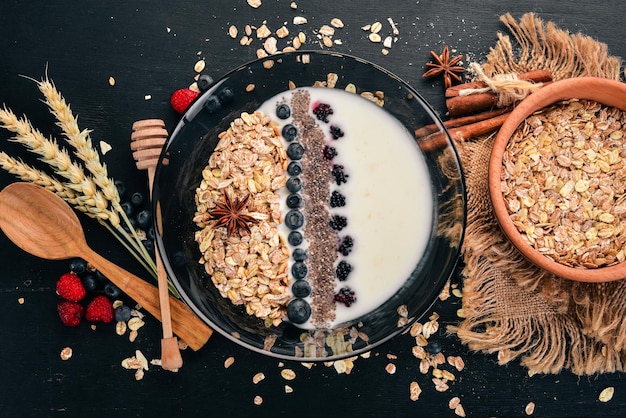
[260,87,433,328]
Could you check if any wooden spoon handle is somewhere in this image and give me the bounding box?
[81,246,212,351]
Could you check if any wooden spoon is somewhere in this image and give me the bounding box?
[131,119,184,371]
[0,182,212,351]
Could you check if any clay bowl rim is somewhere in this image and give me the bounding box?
[488,76,626,283]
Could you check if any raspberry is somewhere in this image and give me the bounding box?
[329,215,347,231]
[334,287,357,307]
[56,272,87,302]
[170,88,199,114]
[335,260,352,281]
[57,301,84,327]
[330,125,344,140]
[329,190,346,208]
[312,102,333,123]
[85,295,114,323]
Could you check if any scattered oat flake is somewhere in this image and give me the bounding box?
[409,381,422,401]
[599,386,614,402]
[99,140,112,155]
[371,21,383,33]
[246,84,256,92]
[525,401,536,415]
[290,1,297,9]
[60,347,73,360]
[224,356,235,369]
[194,59,206,73]
[333,360,348,374]
[128,329,138,342]
[293,16,307,25]
[330,18,344,28]
[135,368,145,381]
[454,404,466,417]
[281,369,296,380]
[369,33,382,43]
[144,94,152,101]
[284,385,293,393]
[115,321,127,336]
[253,395,263,405]
[128,317,145,331]
[228,25,238,39]
[247,0,261,8]
[385,363,397,374]
[452,288,463,298]
[17,297,24,304]
[108,76,115,86]
[253,372,265,384]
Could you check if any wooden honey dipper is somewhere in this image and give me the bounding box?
[130,119,193,371]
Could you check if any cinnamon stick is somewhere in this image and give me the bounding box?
[414,107,512,138]
[416,112,511,153]
[445,70,553,117]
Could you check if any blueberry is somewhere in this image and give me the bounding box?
[94,270,108,283]
[292,280,311,298]
[286,193,302,209]
[104,283,121,298]
[291,261,308,279]
[292,248,307,262]
[288,231,303,246]
[172,251,187,268]
[114,180,127,198]
[282,124,298,142]
[146,227,156,241]
[217,88,234,104]
[276,104,291,119]
[204,95,221,113]
[114,305,132,322]
[426,340,443,355]
[285,210,305,230]
[196,74,214,92]
[69,258,88,274]
[287,162,302,176]
[287,298,311,324]
[136,210,152,229]
[287,142,305,160]
[286,177,302,193]
[131,192,144,207]
[121,201,134,217]
[143,239,155,256]
[81,274,98,292]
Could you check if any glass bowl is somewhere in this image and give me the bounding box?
[153,51,466,361]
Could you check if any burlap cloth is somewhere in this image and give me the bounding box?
[449,12,626,376]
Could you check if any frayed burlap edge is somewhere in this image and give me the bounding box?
[449,12,626,375]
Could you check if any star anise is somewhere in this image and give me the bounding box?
[209,192,259,237]
[423,45,466,89]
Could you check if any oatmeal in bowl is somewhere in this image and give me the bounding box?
[489,76,626,282]
[153,52,465,360]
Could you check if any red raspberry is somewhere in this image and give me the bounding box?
[57,301,84,327]
[56,272,87,302]
[170,88,199,114]
[85,295,114,323]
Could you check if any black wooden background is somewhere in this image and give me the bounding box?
[1,1,625,417]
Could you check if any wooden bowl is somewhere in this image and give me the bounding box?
[488,77,626,282]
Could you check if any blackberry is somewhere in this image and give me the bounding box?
[334,287,357,307]
[286,193,302,209]
[282,124,299,142]
[329,215,347,231]
[287,298,312,324]
[335,260,352,281]
[338,235,354,256]
[291,261,308,279]
[285,210,305,230]
[292,248,307,262]
[196,74,214,92]
[276,103,291,119]
[287,162,302,176]
[288,231,303,246]
[291,280,311,298]
[331,164,349,185]
[330,125,344,140]
[329,190,346,208]
[286,177,302,193]
[287,142,305,160]
[312,102,334,123]
[322,145,337,160]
